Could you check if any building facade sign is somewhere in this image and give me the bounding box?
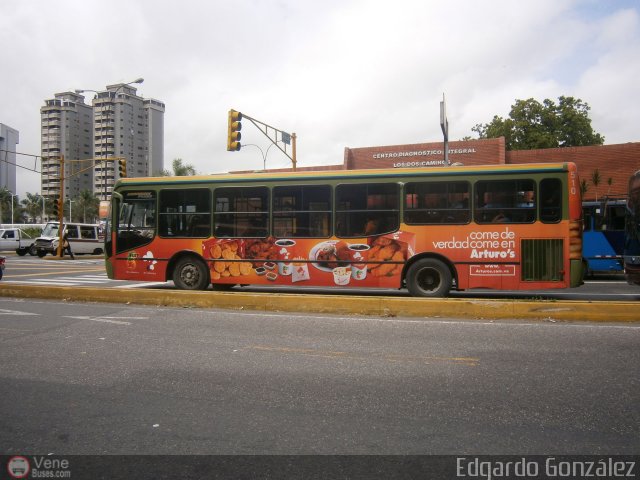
[371,148,478,168]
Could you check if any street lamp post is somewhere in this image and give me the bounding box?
[10,193,18,226]
[243,143,275,171]
[68,198,74,222]
[75,77,144,201]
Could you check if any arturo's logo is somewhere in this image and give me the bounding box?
[7,456,30,479]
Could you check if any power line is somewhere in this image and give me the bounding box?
[0,149,42,174]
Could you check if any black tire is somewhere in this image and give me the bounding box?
[16,248,27,256]
[29,244,37,256]
[406,258,452,297]
[37,250,47,258]
[172,256,209,290]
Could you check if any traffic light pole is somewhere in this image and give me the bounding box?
[56,155,65,258]
[245,115,297,171]
[227,110,297,171]
[49,156,123,257]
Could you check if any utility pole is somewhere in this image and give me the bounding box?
[440,93,449,166]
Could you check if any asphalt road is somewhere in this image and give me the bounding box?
[0,297,638,456]
[2,253,639,301]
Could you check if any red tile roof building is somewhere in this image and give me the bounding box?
[240,137,640,201]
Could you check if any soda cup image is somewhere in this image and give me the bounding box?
[348,243,370,280]
[332,266,351,285]
[127,252,139,270]
[275,239,296,276]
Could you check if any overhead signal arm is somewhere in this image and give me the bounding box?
[227,109,297,171]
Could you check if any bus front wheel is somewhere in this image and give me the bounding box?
[173,256,209,290]
[406,258,452,297]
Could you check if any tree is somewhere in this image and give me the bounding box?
[472,96,605,150]
[606,177,614,198]
[75,189,99,223]
[161,158,197,176]
[591,169,601,202]
[0,187,11,223]
[580,179,589,197]
[20,192,43,223]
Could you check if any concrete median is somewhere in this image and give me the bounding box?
[0,283,637,322]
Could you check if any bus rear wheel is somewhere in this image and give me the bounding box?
[173,256,209,290]
[406,258,452,297]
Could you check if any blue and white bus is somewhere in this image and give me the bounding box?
[582,199,626,276]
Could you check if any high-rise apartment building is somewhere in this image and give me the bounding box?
[91,83,165,199]
[40,92,94,201]
[0,123,19,193]
[41,85,165,201]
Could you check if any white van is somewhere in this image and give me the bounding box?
[34,222,104,257]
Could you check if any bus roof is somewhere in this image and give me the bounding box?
[115,162,576,188]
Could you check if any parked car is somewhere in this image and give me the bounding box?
[0,228,38,256]
[34,222,104,257]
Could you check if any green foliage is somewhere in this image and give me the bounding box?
[591,169,602,201]
[161,158,198,176]
[73,189,99,223]
[22,226,43,237]
[580,179,589,197]
[472,96,605,150]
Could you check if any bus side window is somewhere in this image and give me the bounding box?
[540,179,562,223]
[214,187,269,238]
[336,183,399,237]
[273,185,331,238]
[475,179,535,224]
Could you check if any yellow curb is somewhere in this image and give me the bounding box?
[0,283,637,322]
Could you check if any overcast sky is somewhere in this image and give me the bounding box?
[2,0,639,197]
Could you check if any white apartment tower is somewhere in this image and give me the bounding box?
[40,92,93,201]
[41,84,165,201]
[91,84,165,199]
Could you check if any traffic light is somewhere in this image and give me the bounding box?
[118,158,127,178]
[227,109,242,151]
[52,194,63,219]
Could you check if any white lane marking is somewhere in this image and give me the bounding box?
[214,311,640,329]
[63,315,135,325]
[0,308,40,316]
[120,282,167,288]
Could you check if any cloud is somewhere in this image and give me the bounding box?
[1,0,638,196]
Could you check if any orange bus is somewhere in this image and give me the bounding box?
[624,169,640,285]
[105,162,583,297]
